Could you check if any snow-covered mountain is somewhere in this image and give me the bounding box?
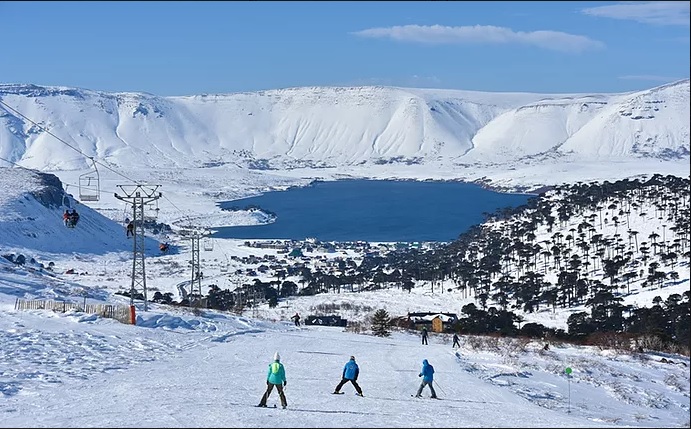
[1,80,688,172]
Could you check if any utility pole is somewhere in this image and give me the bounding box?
[114,184,162,311]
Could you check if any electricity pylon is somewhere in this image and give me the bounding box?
[114,184,162,311]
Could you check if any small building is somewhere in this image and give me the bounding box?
[305,315,348,327]
[407,312,458,333]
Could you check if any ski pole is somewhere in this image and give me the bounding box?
[434,380,447,395]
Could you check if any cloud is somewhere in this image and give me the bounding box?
[618,75,681,82]
[351,24,605,53]
[582,2,690,26]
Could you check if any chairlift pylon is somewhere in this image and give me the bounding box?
[78,158,100,202]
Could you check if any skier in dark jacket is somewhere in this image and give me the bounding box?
[421,327,429,345]
[415,359,437,398]
[452,333,460,349]
[333,356,363,396]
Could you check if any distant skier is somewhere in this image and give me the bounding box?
[415,359,437,399]
[421,327,429,345]
[452,333,460,349]
[257,351,288,409]
[63,210,71,227]
[291,312,301,326]
[126,221,134,237]
[333,355,363,396]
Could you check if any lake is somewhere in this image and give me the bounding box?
[214,180,533,242]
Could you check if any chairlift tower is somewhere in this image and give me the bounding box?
[186,229,210,308]
[114,184,162,311]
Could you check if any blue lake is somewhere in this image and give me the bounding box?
[214,180,534,242]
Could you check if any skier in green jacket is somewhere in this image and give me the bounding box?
[257,351,288,409]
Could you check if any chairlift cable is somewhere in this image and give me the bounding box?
[0,99,136,184]
[1,100,216,232]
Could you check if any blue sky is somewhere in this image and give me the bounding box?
[1,1,689,96]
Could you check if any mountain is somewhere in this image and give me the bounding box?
[0,120,689,427]
[1,81,689,174]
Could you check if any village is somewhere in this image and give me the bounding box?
[144,235,459,334]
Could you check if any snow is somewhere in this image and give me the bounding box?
[0,80,689,427]
[1,297,689,428]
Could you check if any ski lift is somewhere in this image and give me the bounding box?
[203,238,214,251]
[60,185,78,229]
[143,199,160,223]
[62,208,80,229]
[78,158,100,202]
[61,185,72,209]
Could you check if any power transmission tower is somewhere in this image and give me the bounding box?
[114,184,162,311]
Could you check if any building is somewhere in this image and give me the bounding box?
[406,312,458,333]
[305,315,348,327]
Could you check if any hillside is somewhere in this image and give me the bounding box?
[1,81,688,175]
[0,168,687,346]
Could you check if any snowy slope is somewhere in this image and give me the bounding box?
[0,168,159,255]
[468,80,690,162]
[1,81,688,173]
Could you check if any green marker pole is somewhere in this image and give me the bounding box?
[565,367,572,413]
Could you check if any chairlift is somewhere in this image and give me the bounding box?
[78,158,100,202]
[143,200,160,223]
[61,185,71,209]
[62,207,80,229]
[203,238,214,251]
[60,185,79,228]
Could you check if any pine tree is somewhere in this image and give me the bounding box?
[371,308,391,337]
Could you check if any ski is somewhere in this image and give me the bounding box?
[332,392,344,394]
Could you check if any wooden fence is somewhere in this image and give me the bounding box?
[14,298,133,324]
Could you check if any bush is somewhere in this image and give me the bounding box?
[345,320,365,334]
[586,331,635,352]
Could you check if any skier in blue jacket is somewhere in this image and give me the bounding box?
[333,355,364,396]
[257,352,288,408]
[415,359,437,398]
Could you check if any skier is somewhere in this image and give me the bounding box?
[415,359,437,399]
[333,355,363,396]
[257,351,288,409]
[452,333,460,349]
[291,312,301,326]
[126,221,134,237]
[421,327,429,345]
